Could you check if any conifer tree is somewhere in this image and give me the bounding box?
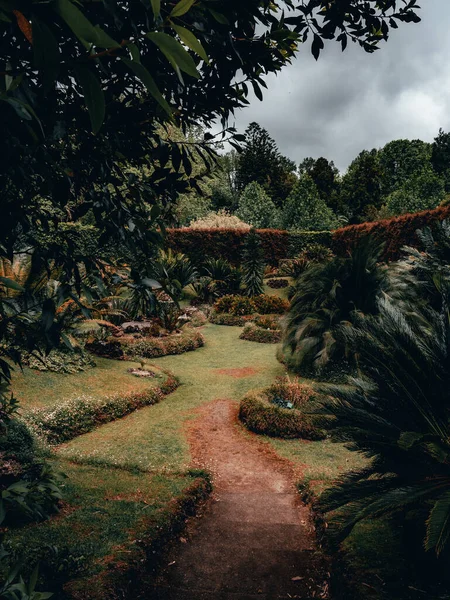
[242,229,265,297]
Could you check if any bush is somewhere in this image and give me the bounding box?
[85,339,124,359]
[239,378,324,439]
[26,369,179,444]
[252,294,289,315]
[119,328,204,359]
[188,210,250,230]
[266,278,289,289]
[254,314,281,330]
[213,295,237,314]
[239,323,282,344]
[209,312,255,326]
[22,348,96,374]
[213,295,256,316]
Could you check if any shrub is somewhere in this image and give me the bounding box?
[213,295,237,314]
[26,369,179,444]
[284,237,388,377]
[188,210,250,230]
[266,278,289,289]
[252,294,289,315]
[209,313,255,326]
[120,328,204,359]
[229,296,256,316]
[202,257,242,298]
[85,339,124,359]
[239,323,281,344]
[22,349,96,374]
[254,314,281,330]
[239,382,324,440]
[242,229,265,297]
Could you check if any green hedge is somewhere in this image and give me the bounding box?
[239,323,282,344]
[118,328,204,359]
[26,368,179,444]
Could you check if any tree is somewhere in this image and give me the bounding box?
[236,182,280,229]
[299,157,340,209]
[379,139,433,196]
[242,230,265,297]
[386,167,446,216]
[282,175,338,231]
[236,122,297,207]
[339,149,383,221]
[210,151,240,212]
[431,128,450,192]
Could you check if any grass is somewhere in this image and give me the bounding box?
[3,459,210,598]
[11,358,165,411]
[57,324,285,472]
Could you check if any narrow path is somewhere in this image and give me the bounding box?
[148,398,329,600]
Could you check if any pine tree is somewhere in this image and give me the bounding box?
[242,229,265,297]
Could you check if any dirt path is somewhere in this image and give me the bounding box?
[148,398,329,600]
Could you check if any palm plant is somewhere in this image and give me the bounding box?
[283,237,388,376]
[316,293,450,556]
[201,257,242,299]
[241,229,265,297]
[150,249,198,302]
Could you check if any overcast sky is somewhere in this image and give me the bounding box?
[226,0,450,173]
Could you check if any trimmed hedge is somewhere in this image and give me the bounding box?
[26,368,179,444]
[239,391,323,440]
[239,323,282,344]
[166,228,331,265]
[332,204,450,261]
[209,312,255,326]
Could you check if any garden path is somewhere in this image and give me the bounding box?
[146,347,329,599]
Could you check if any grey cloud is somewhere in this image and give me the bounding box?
[225,0,450,172]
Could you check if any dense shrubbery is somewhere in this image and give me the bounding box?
[253,295,289,315]
[209,313,255,327]
[213,294,288,317]
[26,369,179,444]
[188,210,251,230]
[239,377,324,439]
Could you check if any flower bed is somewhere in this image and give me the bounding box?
[26,367,179,444]
[209,312,255,327]
[88,327,204,360]
[239,377,324,440]
[239,322,282,344]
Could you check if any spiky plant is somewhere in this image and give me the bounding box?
[316,293,450,556]
[242,229,265,297]
[283,237,388,376]
[150,249,198,302]
[202,257,242,298]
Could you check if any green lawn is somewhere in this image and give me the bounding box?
[11,358,165,411]
[57,324,285,471]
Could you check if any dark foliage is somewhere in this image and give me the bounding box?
[242,230,265,297]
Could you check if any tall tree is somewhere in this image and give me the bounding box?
[236,122,297,207]
[379,139,433,196]
[282,175,338,231]
[431,128,450,193]
[236,182,279,229]
[339,149,383,221]
[299,156,340,210]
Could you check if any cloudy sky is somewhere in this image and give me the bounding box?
[227,0,450,173]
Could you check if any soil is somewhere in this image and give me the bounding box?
[214,367,260,378]
[147,398,329,600]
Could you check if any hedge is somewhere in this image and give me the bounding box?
[26,368,179,444]
[166,228,332,265]
[332,204,450,261]
[119,328,204,359]
[167,205,450,267]
[239,323,282,344]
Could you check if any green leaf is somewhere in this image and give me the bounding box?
[171,23,209,63]
[208,9,229,25]
[426,492,450,555]
[147,32,200,79]
[150,0,160,17]
[54,0,119,48]
[121,58,172,115]
[170,0,195,18]
[32,16,60,91]
[74,66,105,134]
[0,276,24,292]
[128,42,141,63]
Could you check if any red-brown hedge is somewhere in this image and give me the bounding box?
[166,228,289,265]
[332,205,450,261]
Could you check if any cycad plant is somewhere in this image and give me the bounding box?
[284,237,388,376]
[242,229,265,297]
[316,293,450,556]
